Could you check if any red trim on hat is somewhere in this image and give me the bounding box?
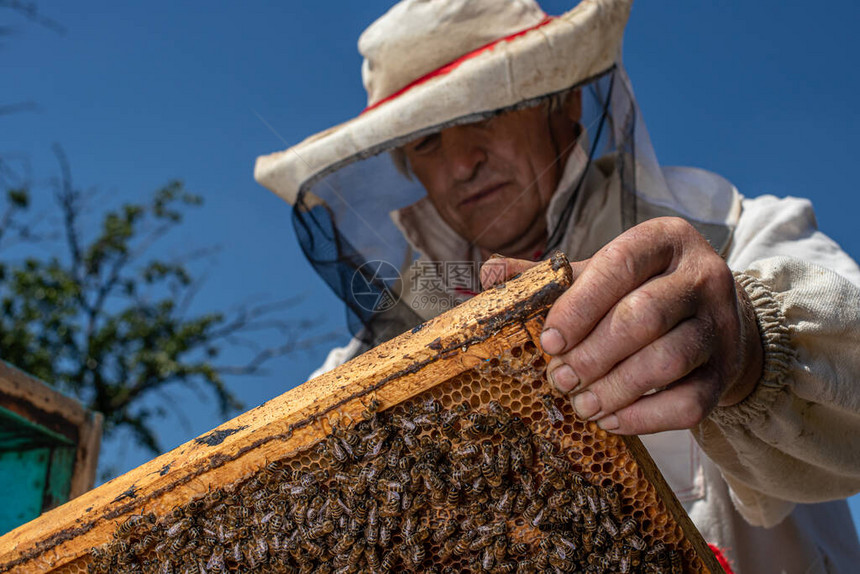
[362,15,555,114]
[708,544,736,574]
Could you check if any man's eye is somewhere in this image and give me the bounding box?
[411,134,440,153]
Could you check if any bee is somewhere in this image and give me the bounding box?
[263,459,283,478]
[523,498,546,524]
[551,533,578,556]
[328,435,353,464]
[352,498,369,523]
[453,531,476,556]
[365,434,388,459]
[582,508,598,532]
[481,545,495,571]
[386,437,405,469]
[510,542,530,555]
[301,538,325,560]
[439,537,459,562]
[628,532,647,551]
[380,478,404,494]
[584,485,602,514]
[494,486,517,516]
[481,440,501,486]
[547,455,576,478]
[166,517,191,538]
[379,517,395,547]
[381,548,399,572]
[346,539,366,568]
[390,414,418,434]
[536,478,555,499]
[440,409,460,437]
[618,548,633,574]
[117,514,144,538]
[363,504,378,543]
[361,397,382,420]
[540,393,565,425]
[365,547,381,571]
[669,549,683,574]
[463,474,487,497]
[381,490,401,516]
[402,431,420,451]
[512,489,531,515]
[229,540,244,564]
[487,400,508,419]
[495,561,517,573]
[291,498,309,527]
[411,492,429,513]
[533,435,555,457]
[509,441,527,473]
[493,535,508,559]
[331,532,355,554]
[180,556,201,574]
[495,441,511,476]
[588,553,612,571]
[404,525,430,546]
[517,436,534,462]
[422,469,446,500]
[515,558,536,573]
[601,514,620,538]
[423,398,442,414]
[592,527,609,550]
[205,547,226,573]
[547,551,576,572]
[446,482,461,505]
[400,543,423,567]
[468,532,494,552]
[186,498,205,515]
[618,516,637,538]
[547,488,572,510]
[606,489,624,520]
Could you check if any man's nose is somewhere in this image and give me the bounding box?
[443,126,486,182]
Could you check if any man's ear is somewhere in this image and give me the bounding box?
[548,88,583,153]
[564,89,582,124]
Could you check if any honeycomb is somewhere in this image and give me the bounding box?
[82,340,707,574]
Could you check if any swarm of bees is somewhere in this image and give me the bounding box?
[89,396,683,573]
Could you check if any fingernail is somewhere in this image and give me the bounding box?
[573,390,600,420]
[596,414,619,431]
[489,253,505,259]
[540,328,565,354]
[549,365,579,393]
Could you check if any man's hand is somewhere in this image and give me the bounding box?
[480,217,763,435]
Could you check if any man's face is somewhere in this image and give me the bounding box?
[403,97,580,260]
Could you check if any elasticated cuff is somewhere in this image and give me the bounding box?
[708,272,795,427]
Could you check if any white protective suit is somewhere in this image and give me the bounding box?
[313,143,860,572]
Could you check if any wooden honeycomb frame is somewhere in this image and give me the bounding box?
[0,254,724,574]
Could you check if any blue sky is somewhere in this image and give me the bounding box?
[4,1,859,534]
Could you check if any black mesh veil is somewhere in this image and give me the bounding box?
[292,66,735,348]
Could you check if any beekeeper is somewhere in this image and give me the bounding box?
[255,0,860,571]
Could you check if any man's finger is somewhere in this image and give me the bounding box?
[547,273,700,391]
[565,318,712,421]
[541,223,678,355]
[479,257,538,290]
[592,373,720,435]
